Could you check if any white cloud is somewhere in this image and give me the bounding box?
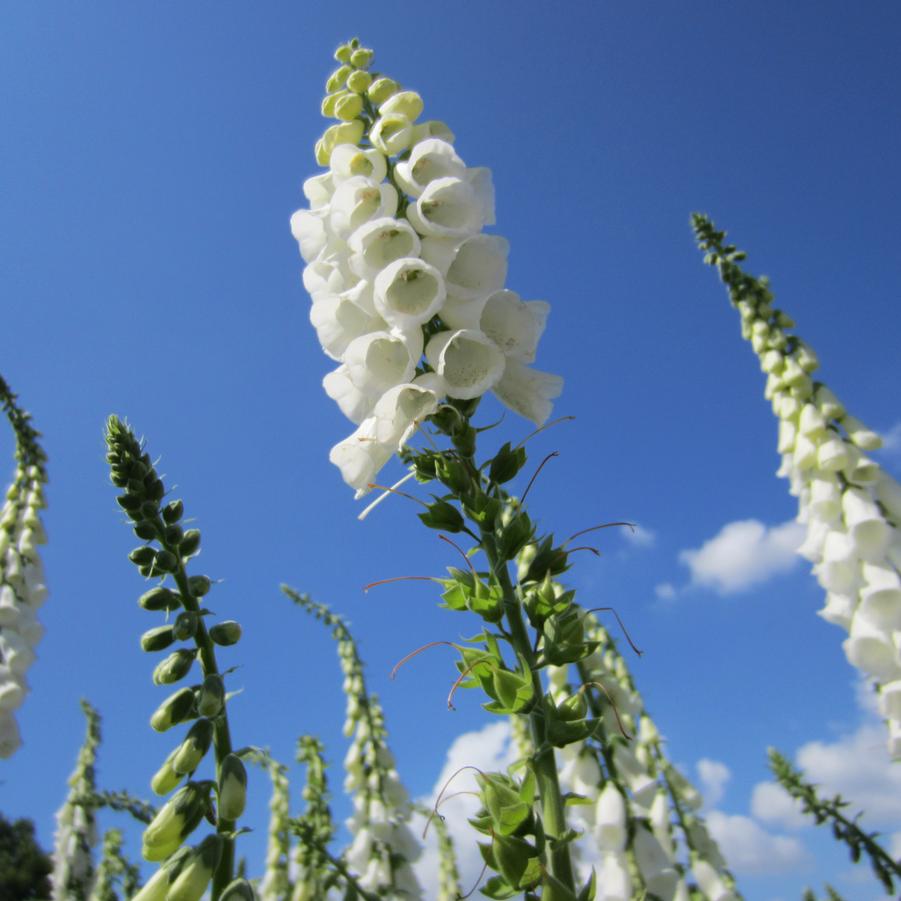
[795,722,901,825]
[678,519,805,595]
[654,582,676,600]
[706,810,810,874]
[879,420,901,456]
[623,524,656,548]
[750,781,808,830]
[696,758,731,807]
[413,721,517,898]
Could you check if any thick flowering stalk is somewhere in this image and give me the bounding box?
[290,735,339,901]
[105,417,247,900]
[431,807,463,901]
[0,375,48,758]
[283,588,422,898]
[52,700,101,901]
[694,215,901,756]
[291,39,562,496]
[88,828,141,901]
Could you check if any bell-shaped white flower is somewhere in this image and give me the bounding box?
[302,172,335,209]
[329,177,398,240]
[329,144,387,184]
[815,531,860,595]
[443,235,509,302]
[410,120,455,145]
[343,330,422,396]
[348,218,422,281]
[649,790,675,858]
[373,258,446,329]
[777,419,797,454]
[633,826,677,895]
[379,90,424,122]
[817,592,857,630]
[322,366,378,426]
[594,783,627,852]
[843,612,901,683]
[406,176,490,239]
[842,487,891,561]
[425,330,505,400]
[792,432,818,470]
[480,290,550,363]
[842,414,882,450]
[290,209,328,264]
[798,403,827,439]
[797,516,830,563]
[816,434,850,471]
[329,419,394,497]
[858,562,901,630]
[371,381,440,448]
[875,473,901,522]
[310,292,385,362]
[493,359,563,427]
[878,679,901,720]
[370,114,414,156]
[692,859,735,901]
[394,138,466,197]
[808,474,841,522]
[597,850,631,901]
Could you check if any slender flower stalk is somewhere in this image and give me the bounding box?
[291,735,338,900]
[0,375,48,758]
[105,416,248,900]
[248,751,292,901]
[88,828,141,901]
[694,214,901,756]
[52,700,101,901]
[284,587,422,897]
[769,748,901,893]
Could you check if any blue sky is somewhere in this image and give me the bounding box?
[2,3,901,898]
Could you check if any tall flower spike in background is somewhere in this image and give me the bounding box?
[291,38,562,496]
[283,587,423,898]
[694,214,901,757]
[106,416,249,900]
[0,374,48,758]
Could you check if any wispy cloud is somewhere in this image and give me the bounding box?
[696,757,731,807]
[677,518,805,595]
[623,523,656,548]
[705,810,810,874]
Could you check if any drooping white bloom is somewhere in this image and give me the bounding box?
[480,290,550,363]
[348,217,422,281]
[406,176,491,239]
[394,138,466,197]
[329,176,398,239]
[329,144,388,184]
[425,330,506,400]
[310,292,385,362]
[493,359,564,427]
[373,258,446,328]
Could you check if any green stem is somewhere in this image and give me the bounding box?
[481,528,576,893]
[170,560,235,900]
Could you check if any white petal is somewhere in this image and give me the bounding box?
[492,359,563,426]
[480,290,549,362]
[425,330,506,400]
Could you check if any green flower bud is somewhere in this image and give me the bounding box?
[141,625,176,653]
[179,528,201,557]
[217,754,247,821]
[346,70,372,94]
[167,834,223,901]
[145,477,165,502]
[411,120,455,145]
[325,65,352,93]
[153,549,179,573]
[129,864,170,901]
[150,687,196,732]
[163,499,184,523]
[153,649,196,685]
[319,120,365,159]
[219,878,256,901]
[174,611,198,641]
[134,520,157,541]
[209,621,242,646]
[164,524,184,546]
[334,92,364,121]
[129,546,156,566]
[139,587,181,611]
[151,747,184,796]
[197,674,225,718]
[188,575,212,597]
[367,76,399,106]
[314,138,330,167]
[334,43,352,64]
[140,500,159,520]
[142,781,210,861]
[116,493,143,513]
[321,93,340,118]
[172,718,214,775]
[349,47,374,68]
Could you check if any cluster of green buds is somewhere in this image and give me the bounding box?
[51,700,101,901]
[105,416,249,901]
[250,751,292,901]
[548,616,740,900]
[284,588,422,898]
[315,37,451,167]
[88,828,140,901]
[0,375,49,758]
[694,215,901,757]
